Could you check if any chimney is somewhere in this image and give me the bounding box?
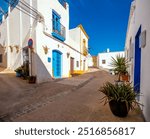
[107,48,110,53]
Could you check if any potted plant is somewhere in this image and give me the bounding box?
[99,82,140,117]
[121,73,130,82]
[15,66,23,77]
[110,55,129,82]
[28,76,36,84]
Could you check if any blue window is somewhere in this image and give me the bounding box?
[52,10,66,41]
[10,0,19,11]
[52,10,61,33]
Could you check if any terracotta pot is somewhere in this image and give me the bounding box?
[28,76,36,84]
[121,75,129,82]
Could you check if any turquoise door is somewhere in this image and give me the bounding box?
[52,50,62,78]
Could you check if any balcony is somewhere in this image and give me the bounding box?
[58,0,67,9]
[52,20,66,42]
[83,46,88,56]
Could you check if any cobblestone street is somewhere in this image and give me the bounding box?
[0,68,144,122]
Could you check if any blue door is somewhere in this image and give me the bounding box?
[52,50,62,78]
[134,26,141,92]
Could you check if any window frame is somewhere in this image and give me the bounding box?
[76,61,79,68]
[102,59,106,64]
[52,10,61,33]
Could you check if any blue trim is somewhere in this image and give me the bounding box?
[10,0,19,10]
[134,26,141,92]
[58,0,67,8]
[52,10,61,18]
[52,10,65,41]
[0,18,2,24]
[52,32,65,41]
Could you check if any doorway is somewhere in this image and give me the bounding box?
[134,26,141,92]
[23,47,29,76]
[52,50,62,78]
[70,57,74,74]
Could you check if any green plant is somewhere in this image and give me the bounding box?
[15,66,23,73]
[110,55,128,81]
[99,82,140,110]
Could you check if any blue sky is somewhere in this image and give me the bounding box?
[0,0,132,55]
[68,0,132,55]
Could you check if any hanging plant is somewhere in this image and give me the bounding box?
[9,46,13,52]
[67,52,70,58]
[0,44,6,51]
[14,45,19,53]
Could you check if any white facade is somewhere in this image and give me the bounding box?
[0,0,89,83]
[87,54,94,67]
[69,25,89,72]
[97,50,125,70]
[125,0,150,121]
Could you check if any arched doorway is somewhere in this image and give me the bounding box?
[52,50,62,78]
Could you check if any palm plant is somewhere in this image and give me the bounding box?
[99,82,141,117]
[99,82,138,109]
[110,55,128,81]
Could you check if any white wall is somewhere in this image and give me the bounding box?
[34,0,71,83]
[87,54,94,67]
[125,0,150,121]
[0,0,36,70]
[0,16,8,67]
[37,0,69,43]
[98,51,125,69]
[69,25,89,71]
[135,0,150,122]
[125,1,136,84]
[0,0,89,84]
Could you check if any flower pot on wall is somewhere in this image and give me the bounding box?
[43,45,49,54]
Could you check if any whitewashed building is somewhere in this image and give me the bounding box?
[97,49,125,70]
[125,0,150,121]
[0,0,89,83]
[69,25,89,74]
[87,54,94,67]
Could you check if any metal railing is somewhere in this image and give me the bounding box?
[58,0,67,9]
[52,19,66,40]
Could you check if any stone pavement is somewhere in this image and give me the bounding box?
[0,68,144,122]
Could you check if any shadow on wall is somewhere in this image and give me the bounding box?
[34,53,53,84]
[11,50,22,70]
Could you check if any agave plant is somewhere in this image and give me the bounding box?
[110,55,128,81]
[99,82,140,110]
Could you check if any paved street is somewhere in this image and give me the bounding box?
[0,68,144,122]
